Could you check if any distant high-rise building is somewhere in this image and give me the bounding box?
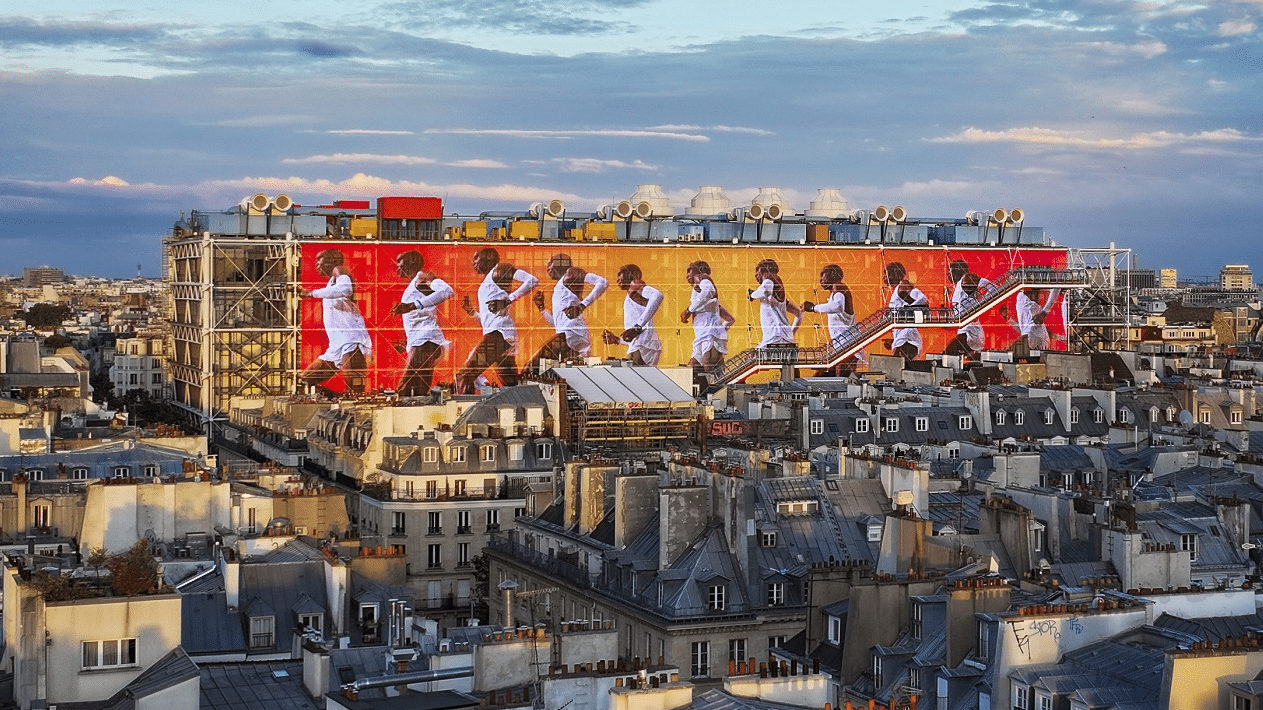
[22,266,65,288]
[1221,264,1254,290]
[1159,268,1178,289]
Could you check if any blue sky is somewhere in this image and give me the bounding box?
[3,0,1262,278]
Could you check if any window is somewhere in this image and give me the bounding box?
[25,469,43,481]
[82,638,137,669]
[728,638,747,663]
[1181,533,1197,560]
[959,415,972,430]
[915,417,928,432]
[884,417,899,432]
[454,479,467,496]
[810,419,824,435]
[1093,408,1104,423]
[481,445,496,462]
[33,505,50,528]
[828,616,842,644]
[760,530,777,547]
[509,443,524,461]
[911,602,923,639]
[72,467,89,480]
[450,446,467,463]
[868,523,882,542]
[768,635,785,649]
[690,641,710,677]
[855,418,870,433]
[249,616,275,649]
[909,666,920,689]
[112,466,129,478]
[948,448,959,459]
[151,372,162,384]
[707,584,726,611]
[977,620,989,657]
[486,509,500,531]
[1199,408,1211,424]
[1014,683,1030,710]
[423,447,438,463]
[1033,524,1046,553]
[427,544,442,569]
[536,441,553,460]
[457,510,472,534]
[1166,407,1176,422]
[1038,694,1052,710]
[1149,407,1159,423]
[1232,410,1243,425]
[1234,695,1252,710]
[995,410,1005,426]
[1043,409,1054,425]
[299,613,323,639]
[767,582,784,607]
[458,542,471,567]
[425,480,438,499]
[1070,407,1079,424]
[872,654,883,688]
[427,511,441,534]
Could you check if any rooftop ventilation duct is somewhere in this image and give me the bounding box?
[871,205,891,223]
[686,186,731,216]
[888,205,907,223]
[629,184,672,218]
[989,208,1009,224]
[244,193,270,215]
[1007,207,1024,223]
[614,200,635,219]
[805,188,850,218]
[751,187,789,221]
[271,194,294,213]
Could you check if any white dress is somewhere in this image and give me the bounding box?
[477,268,538,352]
[750,278,795,347]
[889,286,928,354]
[401,275,454,350]
[814,291,866,362]
[1016,289,1058,350]
[542,272,608,355]
[311,274,372,365]
[623,285,664,366]
[687,277,728,359]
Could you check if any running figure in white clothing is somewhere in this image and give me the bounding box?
[1000,287,1061,353]
[602,263,664,366]
[945,259,995,359]
[883,261,929,362]
[801,263,866,373]
[747,258,802,347]
[299,248,373,396]
[389,250,454,397]
[456,247,538,394]
[525,253,608,376]
[679,260,736,373]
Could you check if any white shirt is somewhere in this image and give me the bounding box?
[952,277,990,351]
[311,273,372,362]
[542,272,608,354]
[623,284,663,364]
[477,268,538,343]
[1016,289,1058,349]
[889,286,928,352]
[401,275,454,349]
[687,277,728,353]
[750,278,795,347]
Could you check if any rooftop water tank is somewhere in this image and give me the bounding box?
[805,189,850,218]
[686,186,732,216]
[629,184,672,218]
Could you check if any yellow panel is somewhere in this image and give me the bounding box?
[509,221,539,240]
[464,221,487,239]
[348,217,377,238]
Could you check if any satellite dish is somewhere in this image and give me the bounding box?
[1178,410,1194,426]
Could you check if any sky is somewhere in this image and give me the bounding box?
[2,0,1262,279]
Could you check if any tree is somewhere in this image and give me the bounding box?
[470,553,490,624]
[89,369,114,403]
[20,303,73,328]
[106,539,161,596]
[44,334,72,349]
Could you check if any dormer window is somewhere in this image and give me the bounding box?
[707,585,726,611]
[1070,408,1079,424]
[959,415,972,430]
[915,417,929,432]
[810,419,824,435]
[855,419,870,433]
[1149,407,1159,423]
[884,418,899,433]
[1044,409,1054,425]
[995,410,1005,426]
[1093,408,1104,424]
[1014,411,1025,426]
[760,530,777,547]
[423,447,438,463]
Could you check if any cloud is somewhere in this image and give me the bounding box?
[424,128,709,141]
[1218,18,1258,35]
[67,176,131,187]
[928,126,1263,150]
[448,159,508,168]
[296,40,360,58]
[215,115,320,128]
[0,17,173,47]
[383,0,654,35]
[284,154,439,166]
[649,124,775,136]
[326,129,417,135]
[550,158,658,173]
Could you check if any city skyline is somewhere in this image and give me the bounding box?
[4,0,1263,278]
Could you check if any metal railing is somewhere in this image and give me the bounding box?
[710,267,1088,387]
